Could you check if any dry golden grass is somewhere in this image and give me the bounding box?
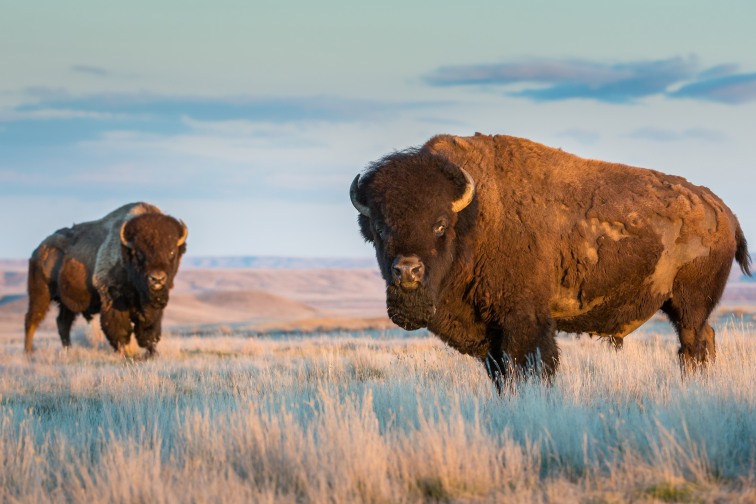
[1,323,755,503]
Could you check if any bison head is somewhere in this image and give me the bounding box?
[351,149,475,330]
[120,214,188,309]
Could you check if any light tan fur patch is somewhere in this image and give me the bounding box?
[648,216,710,296]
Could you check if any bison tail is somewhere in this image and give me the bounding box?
[735,221,752,277]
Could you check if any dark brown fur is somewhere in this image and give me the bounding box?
[24,203,187,355]
[352,133,751,385]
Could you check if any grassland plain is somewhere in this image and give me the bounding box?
[1,324,755,503]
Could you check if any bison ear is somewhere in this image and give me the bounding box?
[450,167,476,213]
[119,222,133,249]
[177,220,188,247]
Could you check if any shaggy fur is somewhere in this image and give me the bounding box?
[352,133,751,384]
[24,202,187,354]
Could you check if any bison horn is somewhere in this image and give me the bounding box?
[350,175,371,218]
[119,222,133,249]
[177,220,188,247]
[450,167,476,213]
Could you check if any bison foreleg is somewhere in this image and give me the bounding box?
[56,306,77,348]
[133,308,163,355]
[484,351,517,394]
[100,308,132,352]
[485,314,559,389]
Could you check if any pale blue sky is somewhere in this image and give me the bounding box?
[2,1,755,258]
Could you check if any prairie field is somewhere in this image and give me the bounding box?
[2,321,756,503]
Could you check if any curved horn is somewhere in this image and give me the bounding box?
[450,167,476,213]
[350,175,371,218]
[177,220,188,247]
[119,222,133,249]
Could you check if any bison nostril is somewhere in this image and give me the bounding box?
[392,255,425,285]
[409,264,423,279]
[148,271,167,289]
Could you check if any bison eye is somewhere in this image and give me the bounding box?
[373,222,386,240]
[433,221,447,237]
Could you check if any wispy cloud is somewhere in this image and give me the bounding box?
[670,72,756,104]
[13,91,446,124]
[0,91,451,160]
[0,100,437,202]
[70,65,112,77]
[0,108,130,122]
[425,57,697,103]
[424,56,756,104]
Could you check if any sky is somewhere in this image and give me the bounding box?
[2,0,756,259]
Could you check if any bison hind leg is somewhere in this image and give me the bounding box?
[25,258,52,353]
[662,297,717,372]
[660,248,732,373]
[668,322,716,373]
[56,305,77,348]
[661,261,727,371]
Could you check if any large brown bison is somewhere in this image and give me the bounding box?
[24,202,188,355]
[350,133,751,384]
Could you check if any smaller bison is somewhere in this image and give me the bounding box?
[351,133,751,385]
[24,202,188,355]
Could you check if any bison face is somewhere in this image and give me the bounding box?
[351,150,475,330]
[120,214,188,309]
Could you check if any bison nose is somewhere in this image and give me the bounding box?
[392,255,425,289]
[148,271,167,291]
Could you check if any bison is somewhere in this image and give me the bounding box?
[350,133,751,384]
[24,202,188,355]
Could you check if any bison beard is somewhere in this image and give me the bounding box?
[386,284,436,330]
[144,290,168,309]
[135,281,169,309]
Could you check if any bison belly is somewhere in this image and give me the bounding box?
[549,216,712,338]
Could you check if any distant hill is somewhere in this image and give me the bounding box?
[183,256,375,269]
[1,256,754,338]
[0,256,376,271]
[3,255,753,279]
[0,260,26,270]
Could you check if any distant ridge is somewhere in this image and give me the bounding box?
[183,256,376,269]
[2,257,753,276]
[0,256,375,271]
[0,260,26,270]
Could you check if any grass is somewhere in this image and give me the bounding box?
[1,323,755,503]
